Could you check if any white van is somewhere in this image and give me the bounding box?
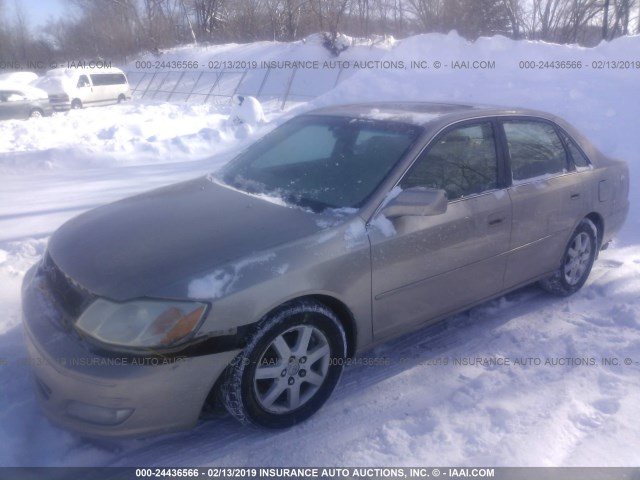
[33,67,131,110]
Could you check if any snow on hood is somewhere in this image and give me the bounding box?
[46,177,324,301]
[0,82,48,100]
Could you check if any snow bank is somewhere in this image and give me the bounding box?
[0,102,275,174]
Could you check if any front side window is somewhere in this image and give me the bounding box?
[400,122,498,200]
[219,116,422,211]
[77,75,90,88]
[503,120,567,182]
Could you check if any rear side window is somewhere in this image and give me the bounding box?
[559,130,591,169]
[90,73,127,86]
[503,120,567,182]
[401,122,498,200]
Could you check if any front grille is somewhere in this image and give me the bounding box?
[40,253,95,322]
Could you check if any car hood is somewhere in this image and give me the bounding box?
[31,76,70,95]
[47,177,325,301]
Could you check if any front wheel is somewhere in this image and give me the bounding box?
[540,219,597,296]
[29,109,43,118]
[70,99,82,109]
[220,300,346,428]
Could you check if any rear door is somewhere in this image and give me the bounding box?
[370,120,512,338]
[500,118,586,288]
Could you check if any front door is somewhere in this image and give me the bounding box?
[369,121,512,339]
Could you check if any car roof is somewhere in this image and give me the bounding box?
[43,67,126,78]
[306,102,559,127]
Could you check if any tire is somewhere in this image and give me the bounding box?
[117,94,126,104]
[29,109,43,118]
[71,99,82,110]
[540,219,597,296]
[220,300,346,428]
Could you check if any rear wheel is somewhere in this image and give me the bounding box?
[29,109,43,118]
[220,300,346,428]
[540,219,597,296]
[117,94,126,104]
[71,99,82,109]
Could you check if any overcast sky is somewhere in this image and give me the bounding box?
[11,0,65,28]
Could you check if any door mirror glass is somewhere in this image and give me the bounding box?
[382,187,448,218]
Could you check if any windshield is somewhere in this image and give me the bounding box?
[218,115,422,212]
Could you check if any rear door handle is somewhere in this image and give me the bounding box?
[570,193,581,199]
[488,217,504,226]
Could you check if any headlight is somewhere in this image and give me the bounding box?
[76,299,207,348]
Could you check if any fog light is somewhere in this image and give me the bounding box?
[65,401,134,426]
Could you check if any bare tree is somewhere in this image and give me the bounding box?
[0,0,11,60]
[528,0,600,43]
[502,0,523,38]
[192,0,226,39]
[406,0,510,38]
[354,0,370,37]
[265,0,308,40]
[457,0,511,38]
[310,0,350,35]
[405,0,446,31]
[12,0,29,60]
[227,0,268,41]
[611,0,633,36]
[50,0,146,58]
[140,0,182,50]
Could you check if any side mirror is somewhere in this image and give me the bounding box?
[381,187,448,218]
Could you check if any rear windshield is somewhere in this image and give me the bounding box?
[218,115,422,211]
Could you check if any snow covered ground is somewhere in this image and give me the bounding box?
[0,32,639,467]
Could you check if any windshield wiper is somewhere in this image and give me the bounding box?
[285,195,335,213]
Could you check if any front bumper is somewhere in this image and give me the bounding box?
[22,263,241,438]
[49,103,70,112]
